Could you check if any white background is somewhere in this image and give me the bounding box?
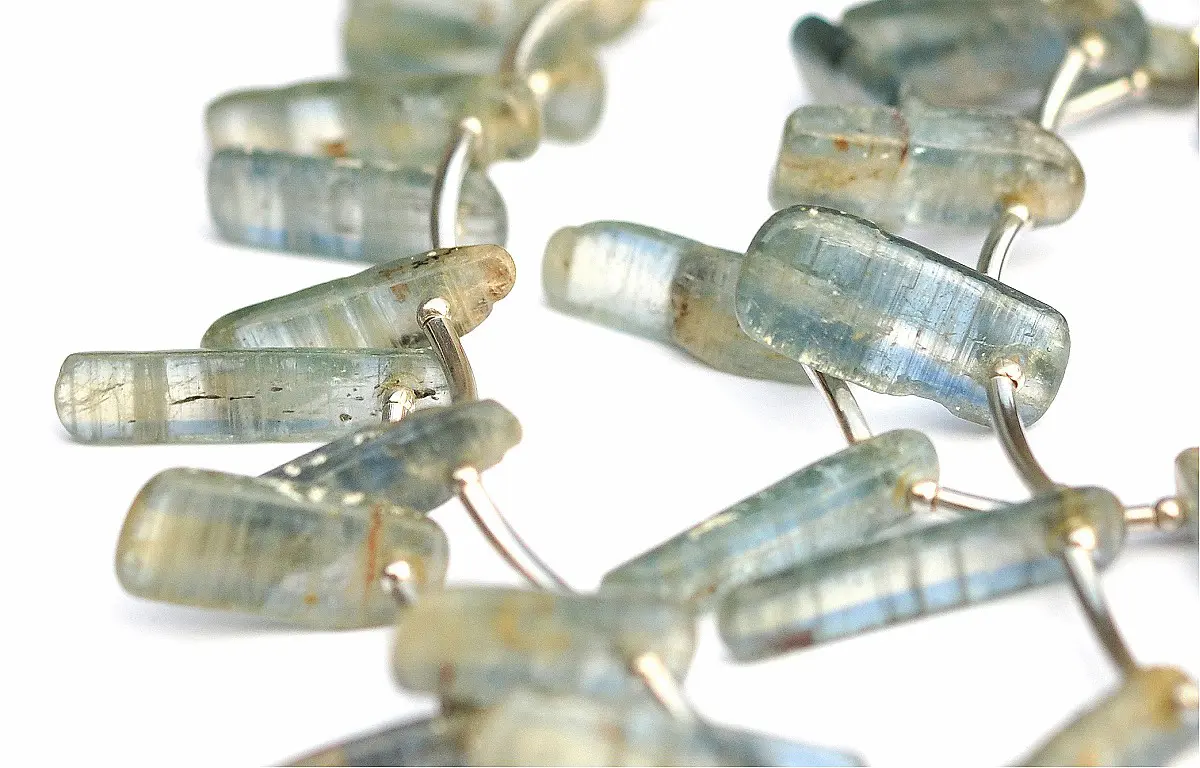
[3,0,1198,765]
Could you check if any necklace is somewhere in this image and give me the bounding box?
[37,0,1200,763]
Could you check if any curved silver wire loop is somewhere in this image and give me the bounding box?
[430,117,482,250]
[453,466,573,592]
[987,371,1057,495]
[501,0,588,77]
[1059,70,1151,126]
[1059,527,1138,675]
[802,364,873,444]
[1039,35,1106,131]
[419,298,479,403]
[451,465,698,721]
[977,203,1031,281]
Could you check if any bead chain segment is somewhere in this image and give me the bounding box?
[55,0,1198,764]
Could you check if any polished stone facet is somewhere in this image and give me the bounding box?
[794,0,1149,109]
[391,586,695,707]
[1021,666,1200,767]
[208,149,507,262]
[55,349,447,444]
[1177,448,1199,540]
[771,103,1084,229]
[718,486,1125,660]
[735,206,1070,425]
[543,221,810,384]
[601,430,936,610]
[343,0,636,141]
[206,75,540,165]
[202,245,515,349]
[290,714,473,767]
[264,399,521,513]
[116,469,448,629]
[468,691,865,767]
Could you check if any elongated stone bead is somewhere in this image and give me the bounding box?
[116,469,448,629]
[206,75,540,166]
[55,349,447,444]
[343,0,630,141]
[1142,25,1200,107]
[543,221,809,384]
[795,0,1148,109]
[601,430,936,610]
[718,486,1125,661]
[289,714,473,767]
[1021,666,1200,767]
[770,103,1084,229]
[391,586,695,707]
[468,691,865,767]
[1177,448,1199,540]
[736,206,1070,425]
[264,399,521,513]
[208,149,506,262]
[202,245,515,349]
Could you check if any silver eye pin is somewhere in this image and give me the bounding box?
[417,6,698,722]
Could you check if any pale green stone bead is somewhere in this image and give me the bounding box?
[543,221,810,384]
[771,103,1084,229]
[264,400,521,514]
[840,0,1148,106]
[718,486,1125,661]
[55,349,448,444]
[116,468,448,629]
[467,691,865,767]
[202,244,516,349]
[1021,666,1199,767]
[343,0,631,142]
[206,75,541,166]
[1144,25,1200,107]
[601,430,936,611]
[208,149,507,262]
[736,206,1070,425]
[1177,448,1199,540]
[391,586,695,707]
[289,714,474,766]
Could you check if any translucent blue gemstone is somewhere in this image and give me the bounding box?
[735,206,1070,425]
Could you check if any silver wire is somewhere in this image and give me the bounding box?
[430,117,482,250]
[802,364,873,444]
[453,466,573,592]
[451,466,697,720]
[419,298,479,403]
[1039,35,1106,131]
[987,370,1057,495]
[1058,71,1150,126]
[1059,528,1138,676]
[977,203,1031,281]
[500,0,588,77]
